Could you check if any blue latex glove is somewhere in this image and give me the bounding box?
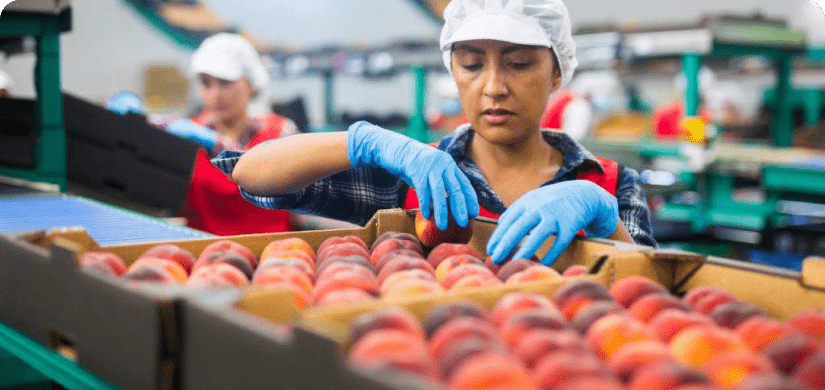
[166,119,219,153]
[106,91,144,115]
[347,121,479,230]
[487,180,620,266]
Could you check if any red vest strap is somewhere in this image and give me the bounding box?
[402,156,620,220]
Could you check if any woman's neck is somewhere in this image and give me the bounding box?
[214,114,250,142]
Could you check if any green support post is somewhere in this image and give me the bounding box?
[34,17,67,191]
[407,65,428,142]
[322,70,334,128]
[773,54,794,147]
[682,54,701,117]
[803,89,821,126]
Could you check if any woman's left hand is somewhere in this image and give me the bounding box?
[487,180,619,266]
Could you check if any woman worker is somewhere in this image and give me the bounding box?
[214,0,656,265]
[168,33,297,235]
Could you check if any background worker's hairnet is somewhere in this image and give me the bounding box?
[440,0,579,87]
[190,33,270,95]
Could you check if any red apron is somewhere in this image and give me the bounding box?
[180,114,293,235]
[402,156,619,220]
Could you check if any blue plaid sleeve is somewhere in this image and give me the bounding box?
[210,150,405,226]
[616,167,657,247]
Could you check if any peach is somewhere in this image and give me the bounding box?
[348,329,430,369]
[315,254,374,275]
[259,250,316,272]
[186,263,249,288]
[628,362,713,390]
[763,333,819,375]
[194,241,256,278]
[370,238,424,266]
[608,341,677,383]
[437,338,508,381]
[650,309,716,343]
[483,255,501,275]
[491,293,560,327]
[794,351,825,390]
[702,351,776,389]
[257,257,315,280]
[139,244,195,273]
[514,329,588,369]
[586,314,656,359]
[260,238,314,263]
[532,351,607,390]
[562,264,588,277]
[79,251,127,277]
[316,243,370,265]
[669,326,750,367]
[434,254,485,283]
[370,231,420,252]
[571,301,625,334]
[553,279,614,321]
[382,278,445,299]
[734,375,804,390]
[500,309,568,348]
[252,267,313,294]
[423,301,488,338]
[429,317,501,361]
[693,291,737,315]
[312,288,373,306]
[609,276,668,308]
[629,293,691,323]
[449,274,503,292]
[375,256,435,286]
[379,269,437,295]
[506,266,563,285]
[441,263,496,289]
[318,235,368,255]
[349,308,423,344]
[450,352,536,390]
[123,259,180,285]
[311,276,377,303]
[414,209,473,248]
[683,286,729,309]
[373,249,424,272]
[127,257,188,283]
[427,243,481,268]
[496,259,536,282]
[316,262,374,283]
[790,309,825,340]
[709,302,766,330]
[735,317,793,352]
[555,377,625,390]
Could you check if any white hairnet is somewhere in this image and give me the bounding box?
[440,0,578,86]
[190,33,270,93]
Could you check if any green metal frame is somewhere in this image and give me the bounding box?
[0,11,69,191]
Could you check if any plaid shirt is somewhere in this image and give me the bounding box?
[212,125,656,247]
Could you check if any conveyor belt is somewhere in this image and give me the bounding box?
[0,194,211,244]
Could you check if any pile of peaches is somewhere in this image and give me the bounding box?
[345,277,825,390]
[76,229,573,307]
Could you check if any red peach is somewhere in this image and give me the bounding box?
[437,337,508,381]
[379,269,437,295]
[429,317,501,361]
[683,286,729,309]
[374,249,424,272]
[629,293,691,323]
[427,243,481,268]
[450,352,536,390]
[702,351,776,389]
[694,292,738,316]
[628,362,713,390]
[709,301,766,330]
[790,309,825,340]
[123,259,180,285]
[370,238,424,266]
[252,267,313,294]
[318,235,368,255]
[316,243,370,265]
[532,351,608,390]
[496,259,536,282]
[553,279,614,321]
[382,278,445,299]
[316,262,374,283]
[449,274,503,292]
[79,251,127,277]
[735,316,793,352]
[414,209,473,248]
[555,377,625,390]
[311,276,377,303]
[127,257,188,283]
[734,375,804,390]
[484,255,501,275]
[514,329,588,369]
[349,308,423,344]
[423,301,489,338]
[669,326,750,368]
[260,238,315,263]
[186,263,249,288]
[259,250,316,272]
[586,314,657,359]
[375,256,435,286]
[257,257,315,280]
[197,240,256,271]
[608,341,677,383]
[649,309,716,343]
[370,231,420,252]
[562,265,588,277]
[348,329,430,370]
[793,351,825,390]
[441,263,496,289]
[500,309,569,348]
[312,288,373,306]
[763,333,819,375]
[491,293,560,327]
[434,254,485,283]
[316,254,374,275]
[505,266,563,285]
[571,301,626,334]
[139,244,195,273]
[609,276,668,308]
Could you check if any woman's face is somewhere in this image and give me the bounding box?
[452,40,561,145]
[198,73,253,123]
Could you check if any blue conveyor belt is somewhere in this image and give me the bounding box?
[0,194,211,244]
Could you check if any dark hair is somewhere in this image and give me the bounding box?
[550,49,562,80]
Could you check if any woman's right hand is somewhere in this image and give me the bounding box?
[347,121,479,230]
